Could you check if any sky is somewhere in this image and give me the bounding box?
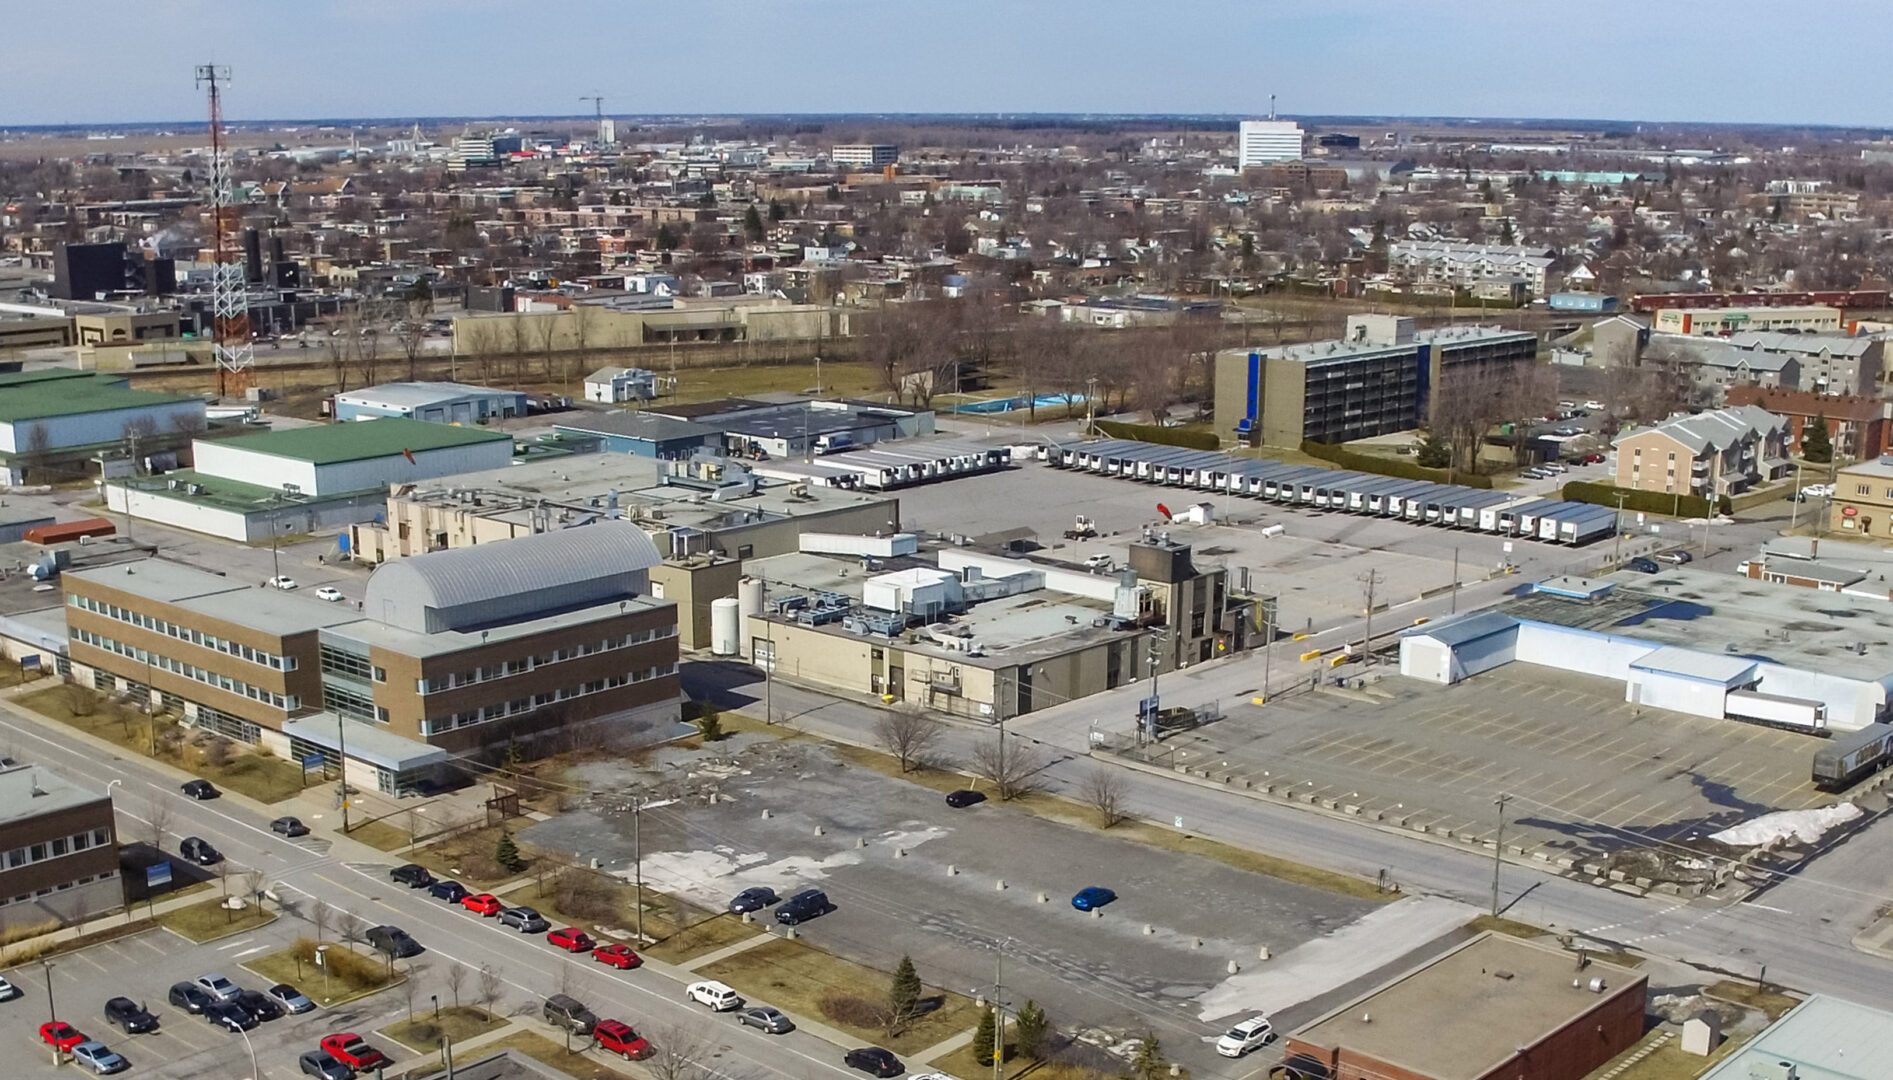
[8,0,1893,129]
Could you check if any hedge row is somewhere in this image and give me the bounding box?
[1092,420,1221,451]
[1298,441,1494,489]
[1559,480,1721,518]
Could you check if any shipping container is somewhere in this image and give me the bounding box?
[1725,689,1827,733]
[22,517,117,545]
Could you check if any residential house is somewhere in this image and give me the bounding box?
[1612,404,1790,497]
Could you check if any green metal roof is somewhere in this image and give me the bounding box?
[211,416,512,465]
[0,374,199,424]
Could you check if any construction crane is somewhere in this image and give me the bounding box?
[580,94,607,147]
[195,64,253,398]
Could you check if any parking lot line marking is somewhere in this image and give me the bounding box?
[230,944,268,959]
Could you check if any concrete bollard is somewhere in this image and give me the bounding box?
[1092,908,1103,920]
[761,809,772,819]
[1191,937,1203,949]
[741,911,752,924]
[974,994,985,1008]
[1258,945,1270,961]
[784,926,797,940]
[995,879,1007,891]
[1169,1065,1181,1077]
[855,837,866,849]
[1142,923,1154,935]
[895,846,907,858]
[1227,960,1240,974]
[814,825,825,836]
[1036,892,1049,903]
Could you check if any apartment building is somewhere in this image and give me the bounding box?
[1386,240,1555,298]
[830,145,899,167]
[1725,386,1890,459]
[63,523,680,794]
[1725,331,1883,397]
[0,763,120,931]
[1831,457,1893,540]
[1612,405,1790,498]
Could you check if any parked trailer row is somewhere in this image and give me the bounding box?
[1049,440,1615,544]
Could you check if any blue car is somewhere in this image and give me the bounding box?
[1071,886,1117,911]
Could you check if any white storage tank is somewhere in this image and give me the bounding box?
[737,576,767,657]
[710,597,741,656]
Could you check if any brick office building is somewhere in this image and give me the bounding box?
[1283,933,1647,1080]
[0,763,120,930]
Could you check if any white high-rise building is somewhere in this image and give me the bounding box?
[1237,120,1304,166]
[598,118,617,146]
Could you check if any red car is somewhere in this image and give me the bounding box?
[40,1022,86,1052]
[594,1019,652,1060]
[546,927,594,953]
[320,1033,388,1070]
[591,943,641,969]
[461,893,503,916]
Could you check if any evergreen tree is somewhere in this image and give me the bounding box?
[1417,432,1453,469]
[695,702,724,741]
[768,198,786,222]
[656,224,678,251]
[744,205,765,241]
[1013,1000,1048,1060]
[495,830,525,873]
[888,955,922,1030]
[1131,1034,1167,1080]
[1803,414,1834,464]
[971,1007,998,1065]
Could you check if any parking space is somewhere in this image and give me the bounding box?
[1140,664,1828,869]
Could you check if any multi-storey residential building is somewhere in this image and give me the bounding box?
[1725,331,1883,397]
[62,523,680,794]
[830,145,899,167]
[0,763,120,931]
[1725,386,1890,460]
[1237,120,1304,165]
[1386,240,1555,298]
[1611,405,1790,498]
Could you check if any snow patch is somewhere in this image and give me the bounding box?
[1194,896,1478,1022]
[1709,803,1861,847]
[617,826,948,910]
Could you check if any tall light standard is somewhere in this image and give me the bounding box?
[1490,793,1513,916]
[40,959,57,1066]
[236,1021,258,1080]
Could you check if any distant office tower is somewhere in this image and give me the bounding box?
[598,117,616,145]
[1237,120,1304,166]
[831,144,899,167]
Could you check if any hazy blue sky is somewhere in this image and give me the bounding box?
[9,0,1891,128]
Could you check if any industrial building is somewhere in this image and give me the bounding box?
[1695,995,1893,1080]
[749,440,1010,491]
[1283,932,1646,1080]
[582,366,658,404]
[552,411,718,458]
[1043,439,1620,545]
[104,417,517,542]
[1611,404,1789,498]
[333,381,530,423]
[1400,570,1893,732]
[0,762,121,932]
[0,369,208,487]
[61,523,679,793]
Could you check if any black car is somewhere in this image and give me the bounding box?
[270,817,309,837]
[179,837,222,866]
[390,864,434,888]
[944,789,986,808]
[167,983,214,1015]
[102,997,158,1034]
[299,1051,352,1080]
[203,1000,257,1032]
[428,879,470,903]
[844,1048,904,1077]
[1627,556,1661,574]
[366,925,424,958]
[234,989,284,1022]
[180,779,220,800]
[728,887,778,914]
[775,888,832,925]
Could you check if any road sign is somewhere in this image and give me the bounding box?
[1173,816,1184,829]
[145,861,172,888]
[301,752,326,771]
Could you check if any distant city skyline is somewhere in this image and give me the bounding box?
[9,0,1893,130]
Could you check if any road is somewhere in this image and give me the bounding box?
[0,699,873,1080]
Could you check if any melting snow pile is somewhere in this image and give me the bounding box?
[1709,804,1861,847]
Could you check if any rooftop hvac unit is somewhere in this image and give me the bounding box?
[187,483,204,495]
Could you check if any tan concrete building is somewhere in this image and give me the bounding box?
[1830,457,1893,541]
[71,306,180,346]
[1653,305,1843,336]
[1611,404,1790,497]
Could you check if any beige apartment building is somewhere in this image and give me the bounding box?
[1612,404,1790,497]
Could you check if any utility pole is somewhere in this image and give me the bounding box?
[1358,569,1382,666]
[1490,792,1512,916]
[41,960,57,1066]
[1612,491,1629,565]
[1789,462,1804,532]
[990,941,1010,1080]
[1449,547,1460,615]
[1085,375,1098,435]
[632,795,645,945]
[337,718,351,834]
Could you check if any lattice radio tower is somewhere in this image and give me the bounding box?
[195,64,253,397]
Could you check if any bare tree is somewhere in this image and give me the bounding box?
[402,960,430,1020]
[243,868,266,911]
[1079,764,1129,828]
[476,964,503,1023]
[641,1021,714,1080]
[217,861,234,921]
[341,908,366,952]
[310,898,333,944]
[144,796,173,851]
[445,962,467,1010]
[873,705,942,773]
[396,316,429,382]
[970,736,1048,801]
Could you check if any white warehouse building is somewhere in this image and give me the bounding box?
[1401,572,1893,733]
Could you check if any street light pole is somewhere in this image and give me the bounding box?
[237,1022,258,1080]
[1491,793,1513,916]
[632,795,645,945]
[41,960,57,1066]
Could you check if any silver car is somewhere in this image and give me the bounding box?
[72,1041,128,1075]
[737,1006,795,1034]
[194,973,241,1002]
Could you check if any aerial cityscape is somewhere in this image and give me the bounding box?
[5,5,1893,1080]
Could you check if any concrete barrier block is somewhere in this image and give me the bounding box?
[1142,924,1154,935]
[1258,945,1270,961]
[1635,877,1653,889]
[1092,908,1103,920]
[1036,892,1049,903]
[814,825,825,837]
[1226,960,1240,974]
[1344,804,1361,816]
[855,837,866,849]
[995,879,1006,891]
[1608,869,1627,882]
[741,911,752,924]
[947,864,958,876]
[1532,851,1550,863]
[761,809,772,819]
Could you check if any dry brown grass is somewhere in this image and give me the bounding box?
[1706,980,1801,1020]
[1465,914,1544,939]
[0,918,64,965]
[379,1005,505,1053]
[156,896,277,943]
[501,867,754,960]
[407,823,518,886]
[345,819,414,853]
[243,937,401,1006]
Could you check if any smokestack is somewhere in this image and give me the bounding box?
[242,227,263,284]
[267,235,286,285]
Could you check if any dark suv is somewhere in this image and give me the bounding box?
[390,864,434,888]
[103,997,158,1033]
[366,925,424,958]
[775,889,832,925]
[543,993,599,1036]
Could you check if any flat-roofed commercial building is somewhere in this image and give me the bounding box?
[1654,305,1843,336]
[0,762,121,931]
[1283,932,1646,1080]
[0,369,208,487]
[831,145,898,167]
[1696,995,1893,1080]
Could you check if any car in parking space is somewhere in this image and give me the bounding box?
[167,983,214,1014]
[320,1033,388,1071]
[736,1006,795,1034]
[267,984,315,1015]
[235,989,285,1022]
[271,816,310,837]
[1071,886,1118,911]
[728,886,778,914]
[1655,549,1693,564]
[390,863,434,888]
[299,1050,352,1080]
[1540,461,1568,473]
[774,888,831,925]
[844,1047,905,1077]
[41,1021,87,1051]
[180,836,222,865]
[594,1019,652,1060]
[498,906,549,933]
[366,925,424,958]
[945,789,986,808]
[314,586,344,603]
[591,943,641,970]
[546,927,594,953]
[204,1001,257,1032]
[102,997,158,1034]
[542,994,599,1036]
[180,779,220,800]
[686,980,744,1011]
[1215,1015,1275,1057]
[1583,400,1607,411]
[0,976,19,1001]
[70,1040,127,1075]
[1627,556,1661,574]
[1583,452,1607,464]
[195,973,242,1002]
[429,880,470,904]
[462,893,503,915]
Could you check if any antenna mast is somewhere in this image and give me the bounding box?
[195,63,253,397]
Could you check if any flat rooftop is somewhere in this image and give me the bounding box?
[553,411,716,443]
[1498,567,1893,682]
[0,762,107,826]
[0,374,198,424]
[65,559,364,637]
[209,416,512,465]
[1293,933,1643,1080]
[1697,995,1893,1080]
[337,382,523,407]
[329,593,668,659]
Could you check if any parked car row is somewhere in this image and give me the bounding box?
[723,885,835,925]
[393,863,645,970]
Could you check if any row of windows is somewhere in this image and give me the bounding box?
[1,829,112,872]
[323,682,384,724]
[0,869,118,908]
[319,644,383,684]
[70,595,295,671]
[419,663,676,735]
[416,627,674,695]
[72,628,298,711]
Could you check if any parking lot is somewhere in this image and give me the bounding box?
[522,734,1392,1078]
[1125,664,1833,875]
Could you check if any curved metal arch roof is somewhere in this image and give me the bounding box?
[364,521,661,631]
